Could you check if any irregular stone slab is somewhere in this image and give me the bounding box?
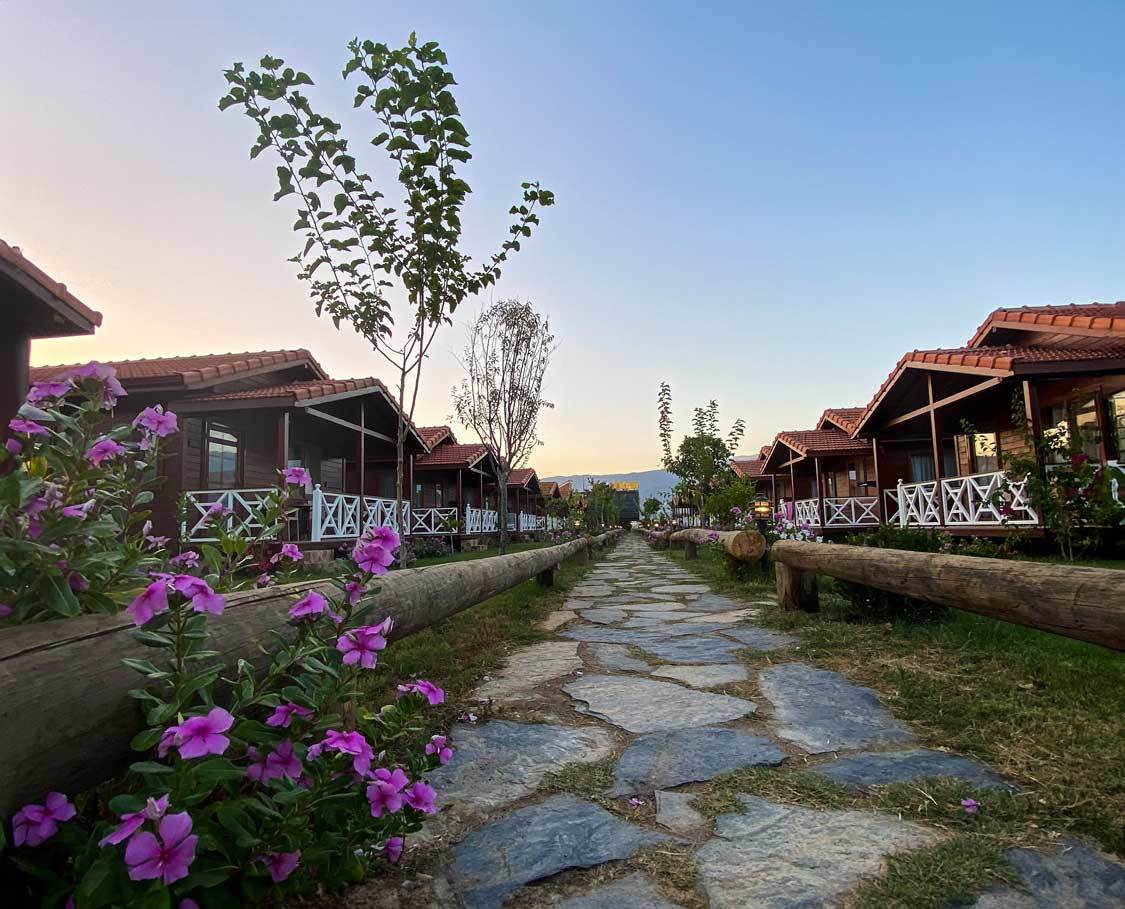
[620,601,688,612]
[684,593,750,613]
[585,643,651,672]
[636,635,747,664]
[721,626,800,650]
[655,790,708,834]
[537,610,579,632]
[473,641,582,702]
[628,610,707,622]
[809,749,1013,792]
[563,626,674,646]
[565,676,756,734]
[651,584,711,594]
[968,839,1125,908]
[651,663,749,688]
[635,621,729,637]
[428,721,615,812]
[758,663,914,753]
[685,608,758,624]
[557,871,682,908]
[450,794,669,909]
[571,584,615,597]
[581,608,629,625]
[695,795,938,909]
[611,727,782,794]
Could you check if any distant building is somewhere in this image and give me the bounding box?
[611,481,641,524]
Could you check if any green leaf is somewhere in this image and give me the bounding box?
[130,726,164,752]
[191,758,245,783]
[182,866,237,889]
[130,760,174,775]
[108,794,146,815]
[44,574,81,617]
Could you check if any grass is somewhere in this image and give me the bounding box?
[654,540,1125,905]
[541,756,618,809]
[409,539,552,569]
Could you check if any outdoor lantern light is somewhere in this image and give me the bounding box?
[752,495,772,521]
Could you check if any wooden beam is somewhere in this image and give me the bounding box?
[772,541,1125,650]
[927,374,944,492]
[813,456,825,528]
[885,377,1005,427]
[303,406,395,443]
[669,528,765,561]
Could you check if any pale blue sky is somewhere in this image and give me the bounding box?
[3,1,1123,474]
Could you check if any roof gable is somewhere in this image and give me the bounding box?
[968,302,1125,349]
[1,238,102,338]
[418,425,457,449]
[415,442,490,470]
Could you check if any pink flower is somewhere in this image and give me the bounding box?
[257,850,300,883]
[26,379,72,403]
[169,707,234,759]
[366,767,410,817]
[382,836,404,864]
[125,811,197,884]
[397,679,445,706]
[99,794,169,847]
[1070,453,1090,466]
[12,793,76,847]
[707,531,719,542]
[344,579,364,606]
[730,506,742,515]
[4,437,21,455]
[8,418,49,436]
[172,575,225,615]
[282,466,311,489]
[352,527,399,575]
[68,572,89,593]
[264,740,302,781]
[336,621,392,669]
[404,781,436,814]
[61,498,97,519]
[961,798,979,815]
[65,361,127,408]
[257,572,275,587]
[460,712,478,724]
[127,580,171,626]
[271,542,303,564]
[133,405,178,438]
[245,746,270,782]
[168,550,200,568]
[206,500,231,517]
[425,735,454,766]
[181,901,200,909]
[266,702,313,728]
[289,590,327,621]
[87,437,126,466]
[314,729,373,776]
[0,604,11,619]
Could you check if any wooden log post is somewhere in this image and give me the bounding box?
[668,528,766,562]
[537,566,555,587]
[0,530,622,820]
[771,541,1125,649]
[775,560,819,612]
[684,540,698,559]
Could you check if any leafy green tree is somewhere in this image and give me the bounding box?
[657,383,745,520]
[702,474,758,524]
[219,37,553,528]
[641,496,663,525]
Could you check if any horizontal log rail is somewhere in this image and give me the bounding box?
[669,528,766,562]
[771,540,1125,651]
[0,531,622,819]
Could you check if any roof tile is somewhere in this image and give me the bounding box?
[414,443,489,469]
[31,349,325,385]
[968,302,1125,347]
[1,238,103,330]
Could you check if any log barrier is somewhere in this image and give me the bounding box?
[771,540,1125,651]
[0,530,621,819]
[668,528,765,562]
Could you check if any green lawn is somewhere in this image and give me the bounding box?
[409,539,554,569]
[657,541,1125,907]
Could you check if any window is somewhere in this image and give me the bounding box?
[1041,397,1103,463]
[970,432,1000,474]
[205,423,240,488]
[823,472,837,497]
[1110,391,1125,460]
[910,453,935,483]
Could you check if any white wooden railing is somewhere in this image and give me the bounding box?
[823,496,880,527]
[892,471,1039,528]
[313,488,409,541]
[410,506,459,536]
[464,505,499,534]
[794,498,820,527]
[181,488,275,542]
[883,488,901,525]
[895,480,942,527]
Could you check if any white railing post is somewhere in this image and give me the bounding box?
[896,480,906,527]
[311,485,324,542]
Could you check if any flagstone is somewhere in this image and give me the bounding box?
[651,663,749,688]
[610,727,783,794]
[557,872,683,908]
[564,675,756,733]
[473,641,582,702]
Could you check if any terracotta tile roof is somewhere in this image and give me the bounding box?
[418,425,457,448]
[774,428,871,458]
[854,343,1125,435]
[541,481,560,497]
[819,407,865,434]
[414,442,489,470]
[507,468,538,488]
[968,302,1125,347]
[179,377,388,405]
[1,238,103,334]
[31,349,326,386]
[558,481,572,500]
[732,459,767,478]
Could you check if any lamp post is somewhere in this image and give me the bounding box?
[752,494,772,530]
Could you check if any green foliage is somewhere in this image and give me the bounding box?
[701,475,758,524]
[578,482,620,532]
[640,496,664,525]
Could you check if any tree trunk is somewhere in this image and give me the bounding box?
[771,540,1125,648]
[669,528,765,561]
[497,467,510,554]
[0,531,623,820]
[395,366,408,540]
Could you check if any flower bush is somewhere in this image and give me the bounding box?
[765,516,821,544]
[0,365,175,622]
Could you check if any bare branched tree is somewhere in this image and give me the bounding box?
[452,300,555,552]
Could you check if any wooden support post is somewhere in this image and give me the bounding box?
[927,375,945,523]
[776,560,819,612]
[537,566,556,587]
[684,540,698,559]
[814,456,825,530]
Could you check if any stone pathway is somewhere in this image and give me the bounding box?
[384,535,1125,908]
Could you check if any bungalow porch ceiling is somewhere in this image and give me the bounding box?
[412,440,500,511]
[506,467,544,515]
[762,426,873,502]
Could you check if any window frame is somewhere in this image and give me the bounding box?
[203,420,243,489]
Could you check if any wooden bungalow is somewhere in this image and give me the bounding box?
[412,426,502,535]
[2,239,102,429]
[732,445,776,504]
[29,349,427,545]
[506,467,546,531]
[853,302,1125,532]
[761,412,877,532]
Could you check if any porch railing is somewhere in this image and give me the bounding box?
[181,488,276,542]
[410,506,459,536]
[892,471,1038,528]
[313,488,410,541]
[823,496,880,527]
[464,505,499,534]
[794,498,820,527]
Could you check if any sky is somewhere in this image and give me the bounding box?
[4,1,1124,476]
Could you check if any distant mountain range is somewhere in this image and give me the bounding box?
[543,470,679,505]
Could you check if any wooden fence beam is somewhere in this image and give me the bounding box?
[0,531,621,819]
[772,541,1125,649]
[669,528,766,562]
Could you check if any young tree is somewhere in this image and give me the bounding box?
[452,299,555,552]
[219,37,554,532]
[641,496,664,526]
[657,383,745,522]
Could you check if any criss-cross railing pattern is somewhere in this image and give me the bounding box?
[411,506,459,535]
[942,471,1038,526]
[896,480,942,526]
[823,496,880,527]
[182,489,275,542]
[793,498,820,527]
